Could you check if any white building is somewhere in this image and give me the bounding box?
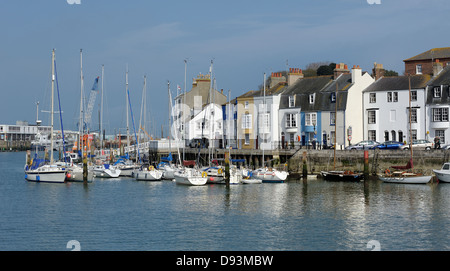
[363,75,429,143]
[185,103,224,148]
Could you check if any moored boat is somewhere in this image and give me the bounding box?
[252,167,288,183]
[174,167,207,186]
[433,162,450,183]
[379,171,432,184]
[133,165,163,181]
[92,164,121,178]
[321,170,363,182]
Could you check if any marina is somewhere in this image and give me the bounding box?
[3,151,450,251]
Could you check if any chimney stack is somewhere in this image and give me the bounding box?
[433,59,443,77]
[351,65,362,84]
[270,72,286,88]
[372,62,385,80]
[334,63,350,79]
[288,68,304,86]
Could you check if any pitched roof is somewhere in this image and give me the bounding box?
[279,74,352,111]
[428,65,450,86]
[363,74,431,92]
[404,47,450,62]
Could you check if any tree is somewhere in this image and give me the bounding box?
[384,69,398,76]
[316,63,336,76]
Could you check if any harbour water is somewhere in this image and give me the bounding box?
[1,151,450,251]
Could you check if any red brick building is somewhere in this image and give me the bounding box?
[404,47,450,75]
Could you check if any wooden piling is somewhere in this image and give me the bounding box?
[83,153,88,184]
[364,150,369,179]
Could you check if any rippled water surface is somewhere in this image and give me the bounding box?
[1,152,449,251]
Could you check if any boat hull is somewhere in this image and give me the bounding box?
[134,170,163,181]
[174,169,207,186]
[25,170,67,183]
[93,168,121,178]
[321,171,364,182]
[252,168,288,183]
[433,169,450,183]
[379,175,432,184]
[242,178,262,184]
[67,167,93,182]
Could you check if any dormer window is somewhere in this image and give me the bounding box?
[288,96,295,107]
[309,93,315,104]
[416,64,422,74]
[434,86,442,98]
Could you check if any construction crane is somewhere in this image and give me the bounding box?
[84,76,99,131]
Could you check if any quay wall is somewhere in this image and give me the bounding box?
[288,149,450,175]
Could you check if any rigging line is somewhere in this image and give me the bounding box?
[54,58,67,162]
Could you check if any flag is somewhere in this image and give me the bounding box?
[91,76,99,90]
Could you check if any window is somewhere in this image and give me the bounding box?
[244,134,250,145]
[286,113,297,128]
[309,94,315,104]
[393,92,398,102]
[368,130,376,141]
[410,108,417,123]
[384,131,389,141]
[416,64,422,74]
[436,130,445,144]
[330,112,336,125]
[330,131,336,144]
[434,87,442,98]
[368,110,376,124]
[411,90,417,101]
[305,113,317,126]
[391,130,396,141]
[369,93,376,103]
[387,92,392,102]
[242,113,252,129]
[432,108,449,122]
[288,96,295,107]
[260,113,270,129]
[331,93,336,103]
[411,129,417,141]
[244,101,249,109]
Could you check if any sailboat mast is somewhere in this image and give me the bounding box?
[100,65,104,150]
[334,81,338,170]
[126,66,130,152]
[408,75,413,165]
[208,60,213,165]
[79,49,84,160]
[50,49,55,164]
[183,59,187,162]
[167,81,172,157]
[262,72,266,166]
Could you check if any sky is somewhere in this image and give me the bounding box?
[1,0,450,137]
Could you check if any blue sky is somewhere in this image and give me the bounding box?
[1,0,450,137]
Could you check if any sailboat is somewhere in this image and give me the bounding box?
[252,73,288,183]
[171,80,207,186]
[132,76,163,181]
[378,75,432,184]
[321,77,364,182]
[25,49,67,183]
[174,167,207,186]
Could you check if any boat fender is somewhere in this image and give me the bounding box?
[202,171,207,178]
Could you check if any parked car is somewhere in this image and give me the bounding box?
[375,141,404,150]
[400,139,433,150]
[188,137,209,148]
[345,140,380,150]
